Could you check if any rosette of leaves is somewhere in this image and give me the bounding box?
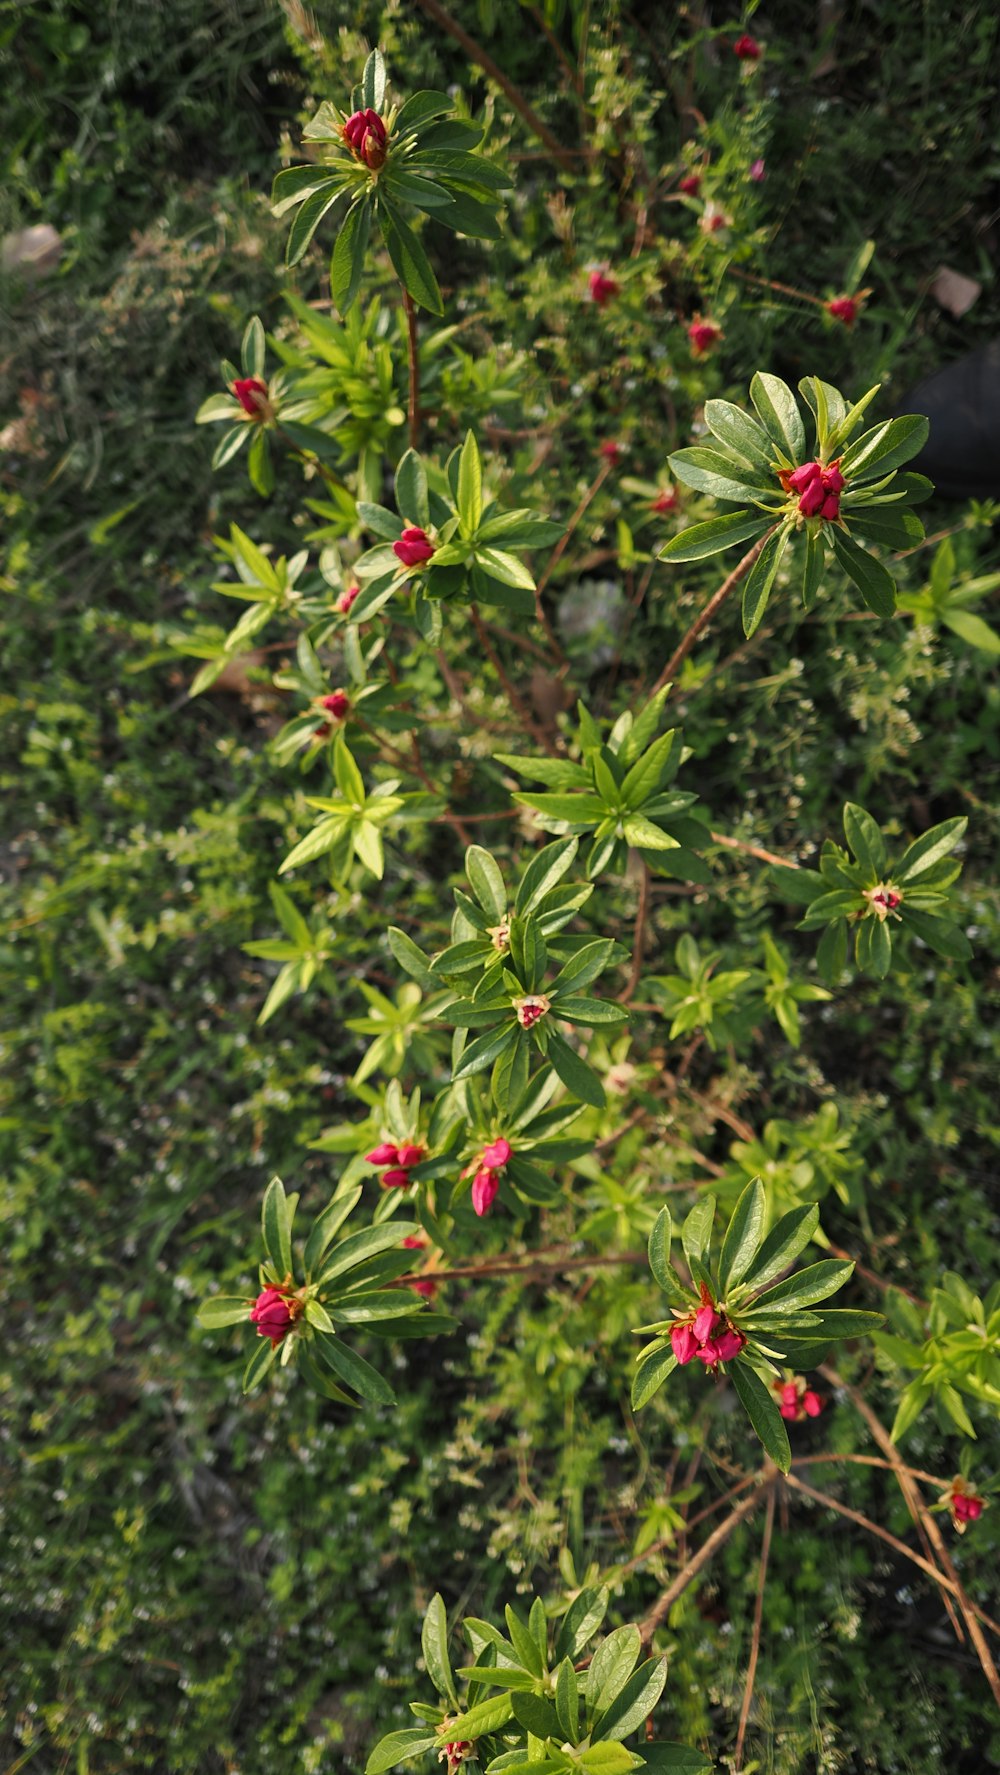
[875,1274,1000,1442]
[632,1187,882,1471]
[196,1177,450,1404]
[365,1589,712,1775]
[497,691,711,884]
[435,1071,595,1214]
[773,804,970,980]
[660,373,931,636]
[194,317,285,495]
[391,840,628,1111]
[278,735,438,883]
[718,1104,863,1221]
[350,433,562,635]
[273,49,510,316]
[181,524,336,697]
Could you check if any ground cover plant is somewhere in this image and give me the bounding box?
[2,3,999,1772]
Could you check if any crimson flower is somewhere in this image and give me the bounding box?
[319,690,350,721]
[471,1167,500,1217]
[784,459,845,522]
[678,172,701,195]
[651,487,679,514]
[589,269,620,307]
[343,107,388,169]
[393,526,435,567]
[688,317,723,357]
[232,377,269,419]
[249,1286,294,1346]
[733,33,761,59]
[826,294,859,328]
[337,584,360,615]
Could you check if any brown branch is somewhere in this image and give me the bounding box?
[396,1249,647,1288]
[411,0,579,170]
[637,1473,775,1646]
[734,1481,776,1771]
[781,1472,1000,1662]
[652,532,774,697]
[824,1365,997,1676]
[792,1450,947,1490]
[402,288,421,450]
[709,829,802,870]
[470,605,559,753]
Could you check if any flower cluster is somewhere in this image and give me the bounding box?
[393,525,436,567]
[465,1137,513,1217]
[781,458,846,522]
[365,1140,426,1189]
[513,993,550,1030]
[249,1284,296,1346]
[438,1735,474,1772]
[670,1288,746,1371]
[772,1375,823,1421]
[313,689,351,741]
[866,884,902,919]
[342,106,388,169]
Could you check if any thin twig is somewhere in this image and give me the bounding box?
[709,829,802,870]
[638,1473,775,1645]
[619,860,651,1003]
[792,1451,947,1489]
[470,605,558,753]
[652,532,774,697]
[402,288,421,450]
[536,459,613,603]
[396,1249,646,1287]
[734,1481,776,1771]
[411,0,579,169]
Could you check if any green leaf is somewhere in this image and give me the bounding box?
[669,449,779,506]
[279,816,347,875]
[895,817,967,882]
[741,524,790,637]
[287,183,345,265]
[741,1205,820,1294]
[457,430,483,532]
[452,1021,519,1081]
[314,1333,395,1405]
[241,316,266,379]
[592,1658,667,1742]
[393,90,454,136]
[902,909,972,961]
[511,1693,560,1739]
[718,1178,766,1294]
[247,429,274,498]
[659,513,772,563]
[395,448,430,529]
[639,1745,714,1775]
[362,47,386,112]
[379,201,443,315]
[466,845,507,921]
[555,1657,580,1742]
[749,372,806,462]
[545,1027,605,1107]
[815,918,848,982]
[681,1195,715,1270]
[387,926,439,991]
[331,198,372,312]
[422,1593,457,1706]
[515,837,579,916]
[579,1744,646,1773]
[262,1175,293,1276]
[830,529,897,617]
[750,1259,854,1312]
[242,1338,277,1393]
[943,608,1000,654]
[474,547,536,590]
[549,938,616,997]
[843,803,887,879]
[505,1603,544,1675]
[555,1586,610,1662]
[703,400,776,471]
[632,1347,678,1409]
[440,1695,514,1738]
[316,1220,420,1286]
[197,1296,251,1329]
[856,914,891,978]
[365,1730,438,1774]
[648,1207,674,1292]
[730,1362,791,1472]
[303,1187,363,1276]
[842,413,929,480]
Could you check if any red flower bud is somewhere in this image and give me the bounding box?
[365,1143,400,1166]
[337,584,360,615]
[232,377,269,419]
[749,158,766,182]
[713,1327,746,1362]
[471,1166,500,1217]
[953,1492,984,1523]
[393,526,435,567]
[600,439,623,465]
[320,690,350,721]
[733,33,761,59]
[671,1323,700,1365]
[380,1167,413,1189]
[652,488,679,514]
[688,318,723,357]
[481,1137,512,1169]
[697,1338,724,1366]
[343,107,388,169]
[826,295,859,328]
[678,172,701,195]
[823,464,845,494]
[802,1389,823,1418]
[787,462,822,493]
[589,269,620,307]
[693,1303,718,1344]
[249,1286,294,1345]
[789,459,844,520]
[396,1142,425,1168]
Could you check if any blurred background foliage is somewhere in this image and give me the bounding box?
[2,1,999,1770]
